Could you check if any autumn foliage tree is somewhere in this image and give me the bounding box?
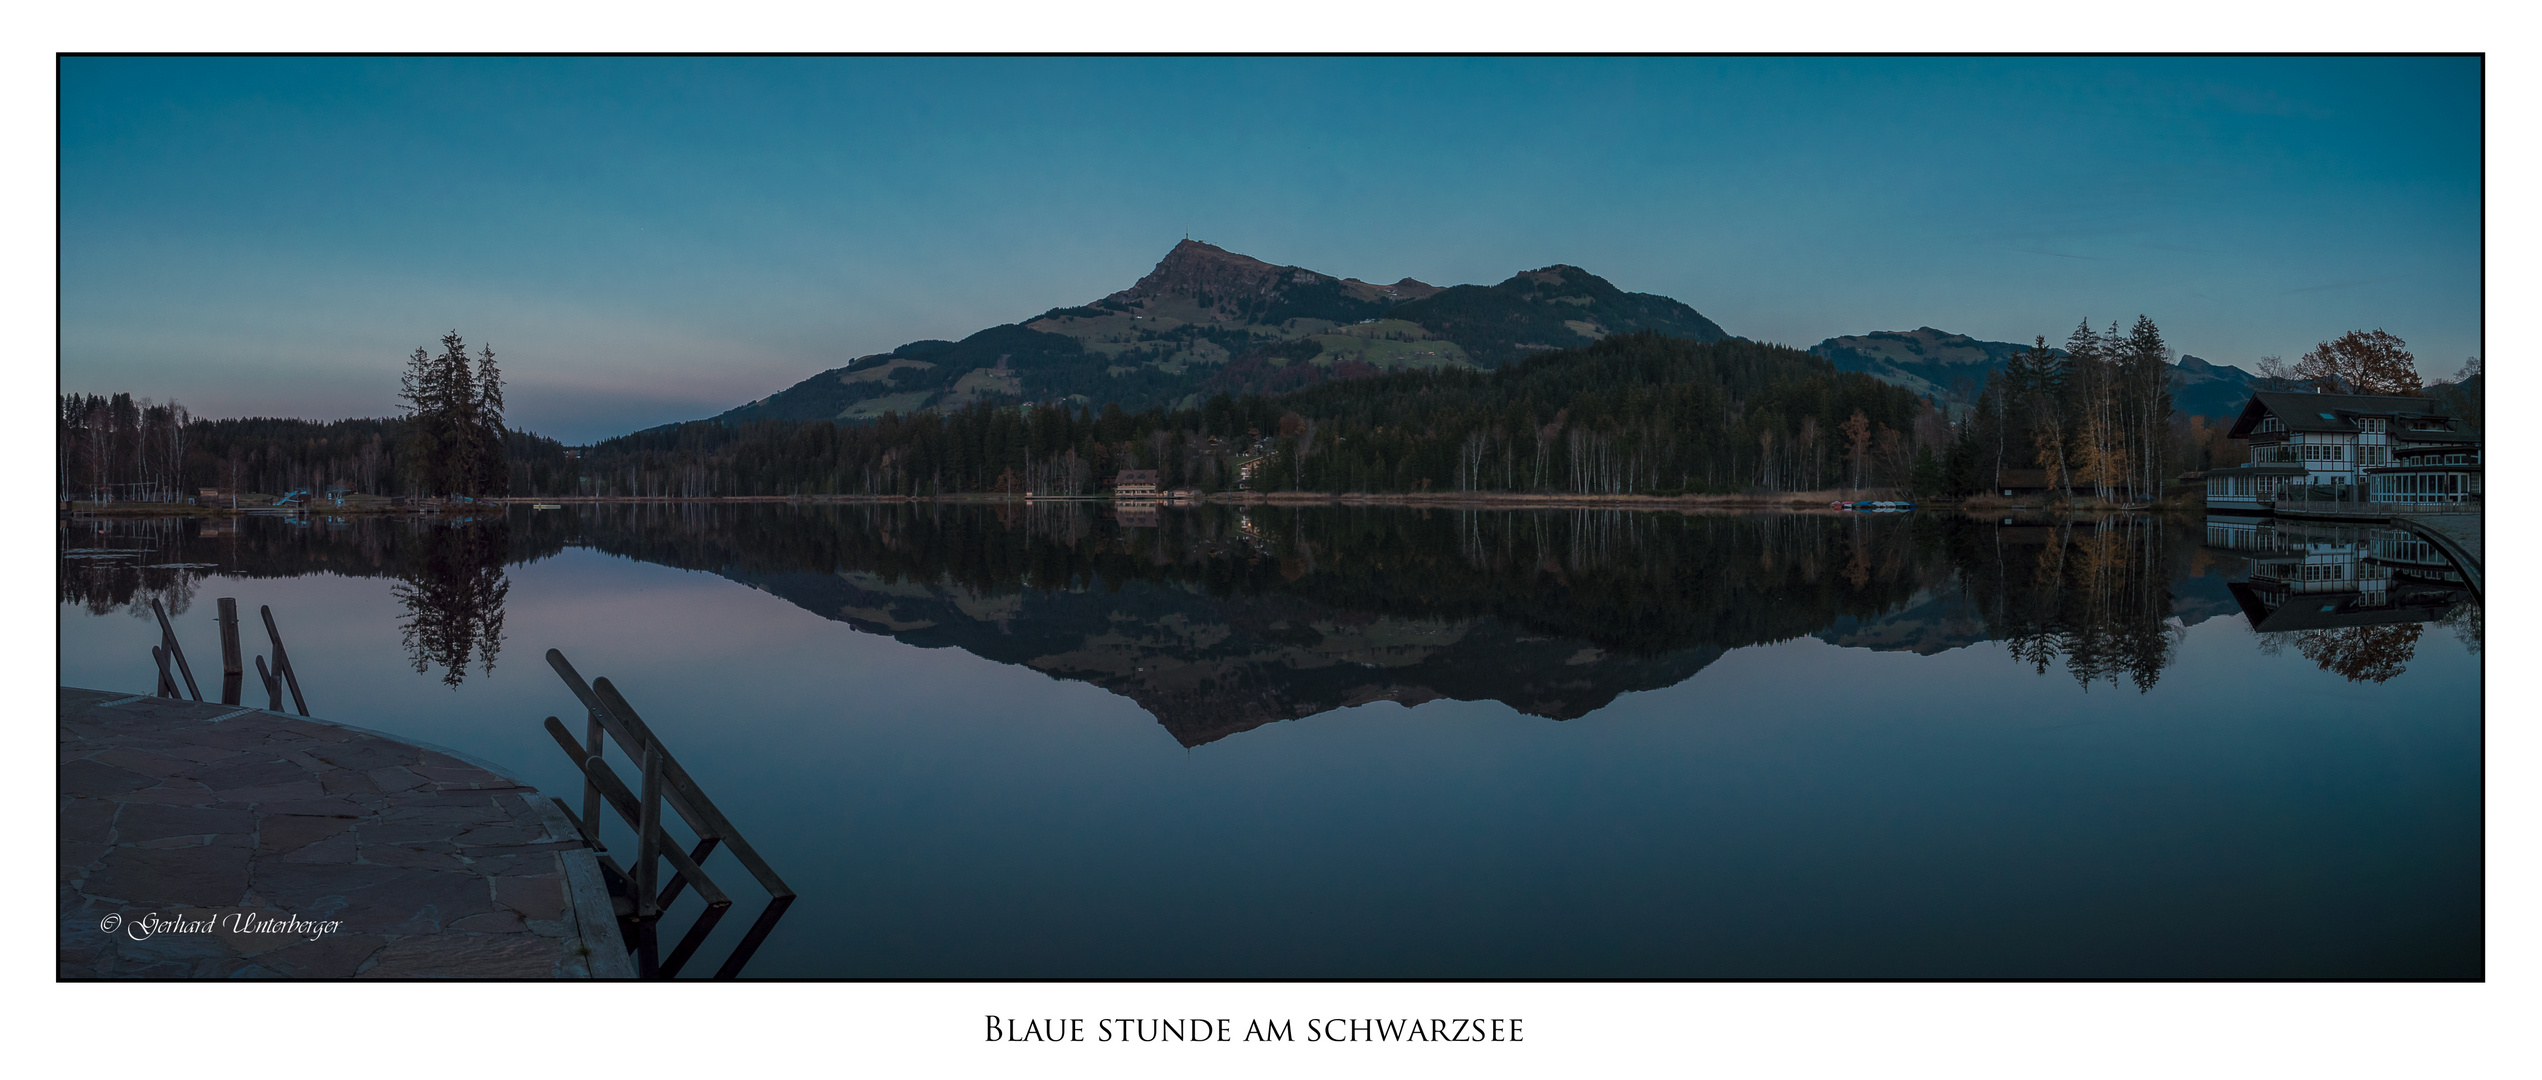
[1839,409,1872,489]
[2294,329,2422,396]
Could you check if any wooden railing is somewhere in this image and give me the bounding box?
[149,597,307,715]
[538,649,796,979]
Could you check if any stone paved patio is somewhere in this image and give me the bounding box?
[59,687,631,978]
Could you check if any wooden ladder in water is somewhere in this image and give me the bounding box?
[539,649,798,979]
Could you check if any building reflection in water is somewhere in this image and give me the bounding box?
[2204,516,2480,682]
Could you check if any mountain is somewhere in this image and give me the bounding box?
[732,565,1727,747]
[2167,354,2263,419]
[1810,327,2032,405]
[1381,263,1729,367]
[706,240,1733,426]
[1811,328,2259,419]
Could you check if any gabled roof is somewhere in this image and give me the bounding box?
[2226,581,2467,633]
[2227,391,2462,439]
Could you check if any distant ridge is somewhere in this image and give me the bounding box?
[682,243,2264,436]
[702,241,1736,428]
[1811,328,2259,419]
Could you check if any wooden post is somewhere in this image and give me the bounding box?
[216,598,243,706]
[152,646,177,698]
[260,605,308,716]
[636,745,662,919]
[581,710,605,848]
[635,744,664,979]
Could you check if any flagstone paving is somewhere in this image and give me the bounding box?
[59,687,631,978]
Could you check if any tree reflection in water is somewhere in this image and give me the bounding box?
[2205,516,2481,685]
[393,518,510,687]
[2287,624,2423,684]
[1953,516,2185,693]
[2439,601,2481,656]
[58,506,2481,715]
[58,517,208,620]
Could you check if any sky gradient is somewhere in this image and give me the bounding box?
[61,56,2481,444]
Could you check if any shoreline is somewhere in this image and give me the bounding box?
[60,489,2210,516]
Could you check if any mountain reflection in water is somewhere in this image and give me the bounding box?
[58,503,2481,742]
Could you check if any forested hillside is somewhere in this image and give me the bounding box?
[572,332,1932,498]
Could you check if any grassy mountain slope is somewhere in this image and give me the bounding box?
[704,241,1735,427]
[1810,327,2028,405]
[1384,264,1730,367]
[1812,327,2258,419]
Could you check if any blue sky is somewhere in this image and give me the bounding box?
[60,56,2480,443]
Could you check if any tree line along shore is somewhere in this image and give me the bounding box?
[61,321,2466,513]
[60,487,2203,518]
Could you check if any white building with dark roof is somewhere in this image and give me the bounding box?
[2206,391,2480,511]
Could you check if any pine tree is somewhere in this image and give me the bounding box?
[474,343,509,496]
[2009,335,2071,498]
[2061,320,2106,500]
[398,331,507,499]
[398,346,445,496]
[436,332,480,498]
[2121,316,2173,502]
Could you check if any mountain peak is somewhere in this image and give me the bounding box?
[1110,239,1317,305]
[1510,264,1592,288]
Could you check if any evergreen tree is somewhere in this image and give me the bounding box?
[398,346,446,496]
[2063,320,2120,501]
[473,343,509,496]
[2007,335,2071,498]
[2120,316,2174,501]
[398,331,506,498]
[436,332,481,497]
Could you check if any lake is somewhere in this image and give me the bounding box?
[58,503,2483,978]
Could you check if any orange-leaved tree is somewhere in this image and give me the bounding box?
[2294,329,2421,396]
[1840,409,1872,490]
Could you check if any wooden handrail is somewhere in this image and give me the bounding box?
[593,677,795,900]
[547,650,795,900]
[260,605,308,716]
[538,654,789,979]
[254,655,283,712]
[149,599,201,701]
[544,653,718,840]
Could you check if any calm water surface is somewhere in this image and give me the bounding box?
[58,504,2481,977]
